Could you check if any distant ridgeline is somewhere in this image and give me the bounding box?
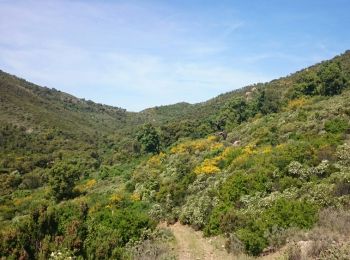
[1,51,350,259]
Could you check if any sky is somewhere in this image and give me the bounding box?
[0,0,349,111]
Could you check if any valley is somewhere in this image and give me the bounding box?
[1,51,350,259]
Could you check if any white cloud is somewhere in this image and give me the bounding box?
[0,0,269,111]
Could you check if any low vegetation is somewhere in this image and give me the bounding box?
[1,51,350,258]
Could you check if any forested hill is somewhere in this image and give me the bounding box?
[0,70,131,134]
[1,50,350,136]
[138,50,350,124]
[1,50,350,259]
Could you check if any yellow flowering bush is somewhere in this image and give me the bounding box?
[110,193,123,204]
[221,146,235,158]
[231,145,256,166]
[147,152,165,167]
[85,179,97,189]
[259,146,272,154]
[287,97,309,110]
[130,193,141,201]
[74,179,96,193]
[170,136,223,154]
[13,196,33,207]
[194,158,221,174]
[207,135,218,142]
[194,146,246,174]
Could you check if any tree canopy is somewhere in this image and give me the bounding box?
[137,123,160,153]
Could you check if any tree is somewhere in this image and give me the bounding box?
[293,71,319,97]
[49,162,80,201]
[214,97,252,131]
[225,98,250,124]
[318,62,348,96]
[137,123,160,153]
[257,89,281,115]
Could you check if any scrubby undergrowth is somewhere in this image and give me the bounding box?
[1,51,350,258]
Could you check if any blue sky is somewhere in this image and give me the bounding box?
[0,0,349,111]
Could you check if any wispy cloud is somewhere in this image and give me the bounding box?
[0,0,349,111]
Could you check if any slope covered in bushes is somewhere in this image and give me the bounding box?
[1,51,350,259]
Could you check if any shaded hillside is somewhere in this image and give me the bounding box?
[0,70,131,135]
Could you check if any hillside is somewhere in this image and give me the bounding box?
[0,70,133,132]
[1,51,350,259]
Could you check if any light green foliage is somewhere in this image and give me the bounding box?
[324,117,349,134]
[49,249,75,260]
[179,193,215,229]
[287,161,307,179]
[179,175,222,229]
[337,143,350,166]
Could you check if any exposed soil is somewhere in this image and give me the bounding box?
[167,222,234,260]
[164,222,286,260]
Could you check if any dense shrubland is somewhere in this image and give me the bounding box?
[1,51,350,258]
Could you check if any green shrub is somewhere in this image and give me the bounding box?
[137,123,160,154]
[236,198,317,255]
[204,203,229,236]
[324,118,349,134]
[85,203,155,259]
[49,162,80,202]
[236,228,267,256]
[220,170,271,203]
[318,61,349,96]
[337,143,350,166]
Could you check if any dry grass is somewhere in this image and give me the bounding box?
[283,208,350,259]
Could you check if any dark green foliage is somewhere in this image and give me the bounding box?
[289,60,349,99]
[271,141,316,170]
[0,201,89,259]
[85,203,155,259]
[222,98,250,124]
[262,199,317,228]
[0,200,155,259]
[318,62,349,96]
[49,162,80,201]
[236,228,268,256]
[298,71,319,96]
[206,198,318,256]
[0,171,22,196]
[291,71,319,98]
[159,119,208,148]
[220,170,272,203]
[205,206,245,236]
[204,204,229,236]
[137,123,160,153]
[257,89,281,114]
[278,176,303,190]
[236,199,317,255]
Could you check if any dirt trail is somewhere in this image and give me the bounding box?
[165,222,284,260]
[167,222,234,260]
